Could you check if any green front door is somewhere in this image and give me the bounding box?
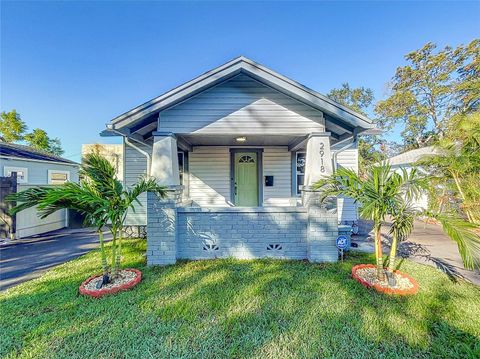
[234,152,258,206]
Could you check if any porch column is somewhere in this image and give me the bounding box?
[147,132,181,266]
[150,132,180,186]
[303,132,333,187]
[303,133,338,263]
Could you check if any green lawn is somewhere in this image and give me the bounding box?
[1,239,479,358]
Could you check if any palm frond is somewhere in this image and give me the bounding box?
[428,211,480,270]
[389,201,416,241]
[125,176,168,209]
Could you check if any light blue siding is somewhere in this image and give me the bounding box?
[336,145,359,223]
[159,74,325,135]
[1,158,79,185]
[123,140,150,225]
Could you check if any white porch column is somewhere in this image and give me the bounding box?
[304,132,333,186]
[147,132,180,266]
[302,132,338,263]
[150,132,180,186]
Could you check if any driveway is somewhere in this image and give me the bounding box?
[353,220,480,285]
[0,228,112,291]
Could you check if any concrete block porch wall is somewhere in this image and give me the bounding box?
[146,191,339,264]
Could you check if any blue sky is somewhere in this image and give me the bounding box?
[1,1,479,161]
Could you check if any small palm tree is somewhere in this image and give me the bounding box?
[314,164,425,280]
[9,154,167,286]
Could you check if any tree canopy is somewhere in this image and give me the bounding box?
[0,110,64,155]
[24,128,64,156]
[376,39,479,150]
[0,110,27,143]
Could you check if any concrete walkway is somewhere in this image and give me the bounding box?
[352,220,480,285]
[0,228,112,291]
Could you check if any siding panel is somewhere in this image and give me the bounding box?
[336,147,358,222]
[124,141,150,225]
[160,74,325,135]
[263,147,292,206]
[189,147,231,206]
[1,158,79,185]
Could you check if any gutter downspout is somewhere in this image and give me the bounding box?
[108,128,152,176]
[125,137,152,176]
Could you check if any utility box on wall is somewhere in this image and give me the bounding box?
[265,176,274,187]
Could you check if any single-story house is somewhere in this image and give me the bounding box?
[102,56,376,264]
[0,142,79,239]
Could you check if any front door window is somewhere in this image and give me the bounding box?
[234,152,258,206]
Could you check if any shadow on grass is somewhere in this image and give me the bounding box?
[1,242,479,358]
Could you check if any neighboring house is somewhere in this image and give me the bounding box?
[385,146,439,211]
[82,143,124,182]
[0,142,79,239]
[102,56,376,264]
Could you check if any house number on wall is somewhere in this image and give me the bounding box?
[319,142,325,173]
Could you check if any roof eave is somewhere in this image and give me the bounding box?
[107,56,374,132]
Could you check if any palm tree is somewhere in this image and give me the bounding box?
[9,154,167,286]
[313,164,425,280]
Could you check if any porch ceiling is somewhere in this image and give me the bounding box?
[178,134,308,148]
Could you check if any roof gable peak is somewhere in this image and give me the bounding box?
[105,56,374,135]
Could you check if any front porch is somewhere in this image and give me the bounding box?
[145,130,342,264]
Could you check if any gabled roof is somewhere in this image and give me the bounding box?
[0,142,78,165]
[104,56,374,136]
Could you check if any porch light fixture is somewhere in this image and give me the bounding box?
[236,136,247,142]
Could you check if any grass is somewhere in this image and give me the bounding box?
[1,239,479,358]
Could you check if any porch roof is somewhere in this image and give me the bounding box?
[102,56,375,140]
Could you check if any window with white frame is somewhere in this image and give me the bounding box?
[295,152,306,195]
[4,166,28,183]
[48,170,70,184]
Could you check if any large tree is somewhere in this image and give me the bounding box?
[0,110,27,142]
[376,40,479,149]
[327,83,385,174]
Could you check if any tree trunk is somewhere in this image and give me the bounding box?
[451,172,478,223]
[388,233,398,273]
[374,223,386,281]
[98,230,109,275]
[114,226,122,276]
[111,227,117,278]
[98,230,110,288]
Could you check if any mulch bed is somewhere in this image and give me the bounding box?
[79,269,142,298]
[352,264,419,295]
